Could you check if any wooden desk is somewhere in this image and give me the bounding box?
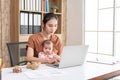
[89,70,120,80]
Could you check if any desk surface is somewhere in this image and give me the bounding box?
[2,62,120,80]
[90,70,120,80]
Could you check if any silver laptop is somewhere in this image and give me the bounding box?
[47,45,89,69]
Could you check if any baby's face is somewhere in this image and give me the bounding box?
[43,44,53,54]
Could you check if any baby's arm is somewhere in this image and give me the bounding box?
[38,52,51,63]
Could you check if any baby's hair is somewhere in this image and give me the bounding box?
[42,40,53,47]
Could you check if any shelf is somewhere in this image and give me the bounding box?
[20,10,62,15]
[42,12,62,15]
[20,10,42,14]
[10,0,67,45]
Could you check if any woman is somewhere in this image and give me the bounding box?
[26,13,63,64]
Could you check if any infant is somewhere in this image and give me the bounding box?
[38,40,60,63]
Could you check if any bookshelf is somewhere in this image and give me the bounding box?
[10,0,67,45]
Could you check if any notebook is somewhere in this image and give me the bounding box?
[47,45,89,69]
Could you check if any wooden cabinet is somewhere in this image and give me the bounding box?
[10,0,67,45]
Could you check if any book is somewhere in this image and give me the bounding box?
[38,0,41,11]
[43,0,46,11]
[46,0,49,12]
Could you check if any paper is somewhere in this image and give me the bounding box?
[24,69,66,79]
[24,70,46,78]
[87,54,119,65]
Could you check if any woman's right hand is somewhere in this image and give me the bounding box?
[46,58,57,64]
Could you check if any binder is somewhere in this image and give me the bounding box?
[27,0,30,10]
[20,12,25,34]
[34,14,41,33]
[24,13,28,34]
[32,0,36,11]
[36,0,39,11]
[21,0,24,10]
[30,0,32,11]
[33,14,40,33]
[46,0,49,12]
[20,12,28,34]
[38,0,42,11]
[28,13,33,34]
[25,0,28,10]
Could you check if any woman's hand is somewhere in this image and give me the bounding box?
[47,58,57,64]
[39,55,60,64]
[53,55,60,62]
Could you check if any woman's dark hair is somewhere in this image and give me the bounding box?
[43,13,58,24]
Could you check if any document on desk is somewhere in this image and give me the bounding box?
[87,55,119,65]
[23,69,66,79]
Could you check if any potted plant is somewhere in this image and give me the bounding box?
[51,5,58,13]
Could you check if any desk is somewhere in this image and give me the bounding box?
[2,62,120,80]
[90,70,120,80]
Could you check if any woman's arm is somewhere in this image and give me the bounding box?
[57,38,63,56]
[26,47,49,63]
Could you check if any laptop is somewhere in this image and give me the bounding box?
[47,45,89,69]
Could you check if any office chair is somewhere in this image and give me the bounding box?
[7,42,27,67]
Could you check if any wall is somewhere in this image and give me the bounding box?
[0,0,11,67]
[66,0,83,45]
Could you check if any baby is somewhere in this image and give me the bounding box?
[38,40,60,63]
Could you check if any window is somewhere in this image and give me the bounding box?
[85,0,120,59]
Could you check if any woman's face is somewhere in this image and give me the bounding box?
[44,18,58,34]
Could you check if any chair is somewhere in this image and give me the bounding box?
[7,42,27,67]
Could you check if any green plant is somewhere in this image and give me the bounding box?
[51,5,58,10]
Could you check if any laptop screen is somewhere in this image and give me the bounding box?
[58,45,89,68]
